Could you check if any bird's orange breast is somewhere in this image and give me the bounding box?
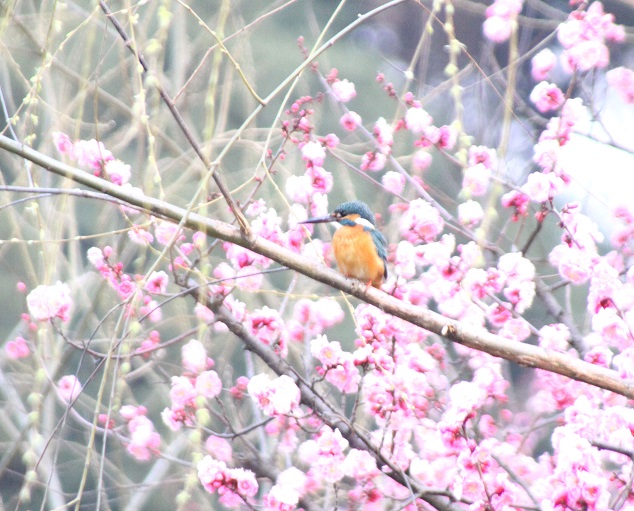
[332,225,385,288]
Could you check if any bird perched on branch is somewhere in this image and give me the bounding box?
[300,200,388,288]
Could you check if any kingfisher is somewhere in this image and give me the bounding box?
[300,200,388,288]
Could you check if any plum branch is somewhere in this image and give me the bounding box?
[1,133,632,401]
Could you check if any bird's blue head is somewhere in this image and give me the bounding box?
[332,201,376,226]
[300,200,377,228]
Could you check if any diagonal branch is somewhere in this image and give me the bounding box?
[1,133,633,401]
[97,0,251,236]
[212,302,462,511]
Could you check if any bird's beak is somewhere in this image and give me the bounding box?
[299,214,335,224]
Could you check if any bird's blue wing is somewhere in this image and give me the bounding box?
[369,228,388,279]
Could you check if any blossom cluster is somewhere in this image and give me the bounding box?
[198,456,259,507]
[86,245,164,322]
[162,339,222,430]
[120,405,161,461]
[26,281,73,322]
[54,131,131,185]
[557,1,624,73]
[247,374,301,417]
[483,0,523,43]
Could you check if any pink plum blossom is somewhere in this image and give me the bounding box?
[250,207,284,246]
[412,149,432,172]
[394,241,416,279]
[483,15,512,43]
[144,270,168,294]
[331,79,356,102]
[606,66,634,104]
[264,484,300,511]
[340,111,362,131]
[139,298,162,322]
[154,221,182,246]
[181,339,209,374]
[483,0,523,43]
[314,298,345,328]
[487,303,513,327]
[191,231,206,250]
[381,171,405,195]
[247,306,289,357]
[613,348,634,379]
[521,172,558,203]
[126,415,161,461]
[499,317,531,341]
[116,276,137,300]
[360,151,386,172]
[104,159,131,185]
[6,336,29,359]
[420,125,440,147]
[128,226,154,245]
[373,117,394,154]
[441,380,486,430]
[224,242,273,269]
[304,426,349,483]
[405,107,432,133]
[194,302,215,323]
[321,133,339,148]
[230,376,249,400]
[73,138,114,171]
[27,282,73,322]
[310,335,360,393]
[53,131,73,155]
[468,145,497,169]
[169,375,197,410]
[205,435,232,462]
[497,252,536,313]
[457,200,484,227]
[539,323,571,352]
[548,245,594,284]
[300,141,326,167]
[317,427,348,456]
[498,252,535,281]
[196,370,223,398]
[235,265,264,291]
[305,166,333,194]
[198,457,228,493]
[557,2,623,72]
[501,190,529,221]
[291,298,344,339]
[530,81,565,113]
[584,345,612,368]
[531,48,557,81]
[437,124,457,150]
[247,374,301,416]
[198,456,259,499]
[532,138,564,174]
[565,39,610,72]
[120,404,146,421]
[57,375,82,402]
[398,199,444,243]
[462,163,491,196]
[467,145,498,169]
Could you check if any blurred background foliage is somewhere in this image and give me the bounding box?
[0,0,633,509]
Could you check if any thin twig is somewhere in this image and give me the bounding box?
[97,0,251,236]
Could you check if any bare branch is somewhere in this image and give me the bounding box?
[2,134,632,401]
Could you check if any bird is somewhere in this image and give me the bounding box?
[300,200,388,288]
